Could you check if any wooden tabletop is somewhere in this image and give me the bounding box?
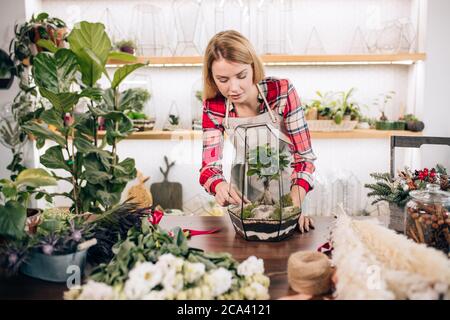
[0,215,334,300]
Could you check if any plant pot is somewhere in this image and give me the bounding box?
[406,121,424,132]
[343,115,351,121]
[375,121,395,130]
[305,108,318,120]
[227,208,301,242]
[120,46,135,55]
[388,203,405,233]
[317,115,330,121]
[20,249,88,283]
[392,120,406,130]
[0,77,14,90]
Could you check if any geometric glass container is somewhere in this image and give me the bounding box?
[227,123,301,241]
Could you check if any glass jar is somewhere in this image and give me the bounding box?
[405,184,450,255]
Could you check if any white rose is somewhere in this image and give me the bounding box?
[205,268,233,297]
[237,256,265,277]
[124,262,163,299]
[78,280,115,300]
[183,262,206,283]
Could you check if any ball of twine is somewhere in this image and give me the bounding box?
[287,251,333,296]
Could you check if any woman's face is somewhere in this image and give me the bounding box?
[211,59,254,103]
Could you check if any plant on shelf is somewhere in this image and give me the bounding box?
[365,164,449,207]
[114,39,137,55]
[65,216,270,300]
[0,168,56,240]
[195,90,203,103]
[338,88,361,121]
[400,113,425,132]
[373,91,397,130]
[310,91,338,122]
[21,21,146,215]
[169,114,179,126]
[121,87,151,113]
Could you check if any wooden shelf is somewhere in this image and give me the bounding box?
[97,129,422,140]
[107,53,426,67]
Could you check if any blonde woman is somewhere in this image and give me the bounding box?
[199,30,317,233]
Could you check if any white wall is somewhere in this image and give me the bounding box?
[421,0,450,169]
[0,0,27,180]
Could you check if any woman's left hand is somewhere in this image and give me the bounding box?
[290,185,314,233]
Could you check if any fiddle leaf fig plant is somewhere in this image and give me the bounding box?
[21,21,145,215]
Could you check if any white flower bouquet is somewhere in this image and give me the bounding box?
[65,218,270,300]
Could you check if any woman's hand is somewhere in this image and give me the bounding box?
[215,181,250,207]
[291,185,315,233]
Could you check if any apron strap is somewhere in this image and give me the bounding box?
[224,83,277,128]
[256,83,277,124]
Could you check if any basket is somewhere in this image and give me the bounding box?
[306,120,358,132]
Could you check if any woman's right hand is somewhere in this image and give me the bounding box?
[215,181,250,207]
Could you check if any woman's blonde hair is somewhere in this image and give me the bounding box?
[202,30,265,100]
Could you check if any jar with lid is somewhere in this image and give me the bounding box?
[405,184,450,255]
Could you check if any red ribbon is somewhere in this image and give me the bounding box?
[147,209,220,238]
[183,228,220,238]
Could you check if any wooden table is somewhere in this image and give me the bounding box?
[0,216,334,300]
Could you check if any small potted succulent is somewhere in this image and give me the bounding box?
[401,114,425,132]
[114,39,137,55]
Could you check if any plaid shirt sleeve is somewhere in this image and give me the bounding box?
[199,98,226,195]
[279,79,317,193]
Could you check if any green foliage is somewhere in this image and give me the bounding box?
[0,168,56,240]
[121,88,151,113]
[22,21,143,215]
[247,144,290,182]
[169,114,179,125]
[90,218,240,287]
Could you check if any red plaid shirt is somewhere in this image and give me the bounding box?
[199,77,316,195]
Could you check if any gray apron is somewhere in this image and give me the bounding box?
[223,84,295,205]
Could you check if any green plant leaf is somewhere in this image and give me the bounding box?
[111,63,145,89]
[108,51,138,62]
[33,49,79,93]
[0,200,27,239]
[15,168,57,188]
[39,88,80,113]
[67,21,112,87]
[80,87,104,101]
[21,122,66,146]
[40,145,71,172]
[40,108,64,131]
[36,39,58,53]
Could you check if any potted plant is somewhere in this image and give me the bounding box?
[228,144,301,241]
[374,91,396,130]
[401,114,425,132]
[21,21,145,215]
[114,39,137,55]
[338,88,361,121]
[1,207,97,281]
[365,165,449,232]
[120,88,155,131]
[0,168,56,241]
[0,49,14,89]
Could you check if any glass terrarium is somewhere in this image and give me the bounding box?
[405,184,450,255]
[191,79,203,130]
[227,123,301,242]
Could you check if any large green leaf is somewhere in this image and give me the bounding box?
[36,39,58,53]
[0,201,27,239]
[33,49,79,93]
[21,122,66,146]
[83,154,112,184]
[111,63,145,89]
[68,21,112,87]
[15,168,57,188]
[40,108,64,132]
[40,145,71,172]
[39,88,80,113]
